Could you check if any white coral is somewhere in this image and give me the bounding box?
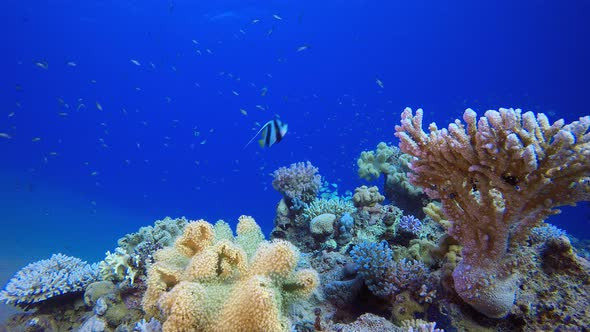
[0,253,98,308]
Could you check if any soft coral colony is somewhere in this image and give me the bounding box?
[0,107,589,331]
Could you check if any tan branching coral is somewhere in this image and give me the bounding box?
[142,217,319,332]
[395,107,590,318]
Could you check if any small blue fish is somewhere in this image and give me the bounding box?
[243,118,288,149]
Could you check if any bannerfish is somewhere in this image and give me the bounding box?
[243,118,288,149]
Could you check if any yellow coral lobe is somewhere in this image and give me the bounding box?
[214,240,247,278]
[288,269,319,298]
[183,250,219,282]
[142,262,183,318]
[235,215,265,259]
[159,281,207,332]
[352,185,385,208]
[183,240,247,282]
[236,215,260,235]
[154,247,189,267]
[175,220,214,257]
[423,202,450,229]
[249,240,299,279]
[213,276,286,332]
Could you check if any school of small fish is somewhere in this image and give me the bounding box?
[2,10,392,208]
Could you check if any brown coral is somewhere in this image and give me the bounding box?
[395,107,590,318]
[352,185,385,208]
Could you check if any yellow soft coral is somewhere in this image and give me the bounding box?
[175,220,214,257]
[423,202,450,229]
[213,275,286,332]
[159,281,207,332]
[143,262,183,318]
[395,107,590,318]
[285,269,320,299]
[352,185,385,208]
[142,216,319,332]
[236,215,265,258]
[183,240,247,282]
[357,142,422,197]
[248,240,299,279]
[357,142,396,180]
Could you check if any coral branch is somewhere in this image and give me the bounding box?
[395,107,590,317]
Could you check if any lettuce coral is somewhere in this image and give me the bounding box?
[142,216,319,332]
[395,107,590,318]
[0,253,99,309]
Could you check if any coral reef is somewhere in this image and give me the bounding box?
[98,247,141,285]
[398,215,423,235]
[357,142,426,216]
[272,161,322,210]
[302,198,357,221]
[326,313,398,331]
[422,202,450,230]
[2,129,589,332]
[310,213,337,237]
[118,216,187,254]
[351,241,430,301]
[352,185,385,208]
[395,107,590,318]
[0,253,99,309]
[336,212,354,245]
[135,317,163,332]
[529,223,567,243]
[142,216,319,332]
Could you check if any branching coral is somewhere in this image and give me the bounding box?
[272,161,322,209]
[350,241,428,300]
[142,216,319,332]
[398,215,423,235]
[302,198,356,221]
[0,254,99,309]
[118,216,187,255]
[395,107,590,317]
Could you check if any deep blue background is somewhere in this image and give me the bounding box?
[1,1,589,320]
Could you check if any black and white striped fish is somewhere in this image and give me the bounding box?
[243,118,288,149]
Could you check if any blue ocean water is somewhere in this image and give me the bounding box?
[2,0,590,321]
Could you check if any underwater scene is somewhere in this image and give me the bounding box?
[2,0,590,331]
